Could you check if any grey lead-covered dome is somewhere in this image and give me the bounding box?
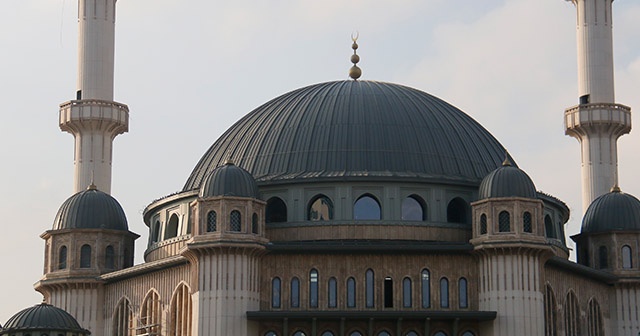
[1,303,90,335]
[581,188,640,234]
[478,160,537,199]
[184,80,514,190]
[53,186,128,231]
[199,162,259,198]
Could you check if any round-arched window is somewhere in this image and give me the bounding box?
[308,195,334,221]
[354,195,381,220]
[402,195,425,221]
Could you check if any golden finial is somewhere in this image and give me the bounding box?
[502,151,512,166]
[224,159,235,166]
[87,170,97,190]
[611,185,621,193]
[349,31,362,80]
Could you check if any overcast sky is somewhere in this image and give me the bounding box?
[1,0,639,323]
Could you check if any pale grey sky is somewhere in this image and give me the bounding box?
[1,0,638,322]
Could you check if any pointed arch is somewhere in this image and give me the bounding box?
[112,296,133,336]
[544,284,557,336]
[564,290,580,336]
[140,289,162,335]
[169,282,192,336]
[587,297,603,336]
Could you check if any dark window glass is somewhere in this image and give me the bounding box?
[354,195,381,220]
[366,269,375,307]
[499,211,511,232]
[462,332,475,336]
[271,278,281,308]
[291,277,300,308]
[523,211,533,233]
[459,278,468,308]
[152,221,160,242]
[434,332,447,336]
[80,244,91,268]
[105,245,115,269]
[598,246,608,269]
[309,195,334,221]
[402,196,425,221]
[349,332,363,336]
[293,331,306,336]
[377,332,391,336]
[347,277,356,308]
[321,332,335,336]
[328,277,337,308]
[266,197,287,223]
[384,277,393,308]
[310,269,319,308]
[207,211,217,232]
[403,277,412,308]
[440,278,449,308]
[405,332,419,336]
[58,246,67,270]
[622,245,633,269]
[252,213,259,234]
[545,215,556,238]
[447,197,469,224]
[230,210,241,232]
[421,269,430,308]
[165,214,179,239]
[265,332,277,336]
[480,214,487,234]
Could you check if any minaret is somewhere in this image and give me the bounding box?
[564,0,631,212]
[59,0,128,194]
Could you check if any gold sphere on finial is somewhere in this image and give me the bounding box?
[349,31,361,80]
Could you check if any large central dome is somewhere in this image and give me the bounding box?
[184,80,512,190]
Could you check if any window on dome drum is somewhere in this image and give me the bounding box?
[402,195,425,221]
[498,211,511,232]
[622,245,633,269]
[105,245,115,269]
[58,245,67,270]
[169,283,192,336]
[264,332,277,336]
[598,246,608,269]
[266,197,287,223]
[349,332,363,336]
[544,284,558,336]
[291,277,300,308]
[462,332,476,336]
[459,278,468,308]
[384,277,393,308]
[544,215,556,238]
[321,332,335,336]
[80,244,91,268]
[347,277,356,308]
[124,248,132,268]
[447,197,469,224]
[405,332,419,336]
[271,277,281,308]
[565,291,580,336]
[377,332,391,336]
[366,269,375,307]
[434,332,447,336]
[152,221,160,242]
[557,221,566,244]
[421,269,430,308]
[480,214,487,235]
[113,298,133,336]
[230,210,242,232]
[293,331,306,336]
[440,278,449,308]
[354,195,381,220]
[252,213,259,234]
[328,277,337,308]
[310,269,319,308]
[141,290,161,335]
[309,195,334,221]
[206,211,217,232]
[523,211,533,233]
[403,277,412,308]
[165,214,179,239]
[587,299,603,336]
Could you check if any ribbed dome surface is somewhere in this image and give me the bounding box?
[581,189,640,233]
[2,303,88,334]
[184,80,513,190]
[478,161,537,199]
[199,162,259,198]
[53,187,128,231]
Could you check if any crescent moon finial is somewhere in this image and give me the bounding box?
[351,31,359,42]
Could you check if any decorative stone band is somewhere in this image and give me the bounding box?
[564,103,631,137]
[59,99,129,134]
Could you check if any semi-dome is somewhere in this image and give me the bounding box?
[478,159,537,199]
[1,303,89,335]
[184,80,514,190]
[199,161,259,198]
[53,185,128,231]
[581,187,640,234]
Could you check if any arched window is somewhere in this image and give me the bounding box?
[349,332,363,336]
[447,197,469,224]
[498,211,511,232]
[598,246,608,269]
[384,277,393,308]
[544,215,556,238]
[565,291,580,336]
[308,195,334,221]
[405,332,419,336]
[366,269,375,307]
[80,244,91,268]
[421,269,430,308]
[459,278,468,308]
[252,213,259,234]
[230,210,242,232]
[440,278,449,308]
[480,214,487,235]
[544,284,558,336]
[113,297,133,336]
[124,248,132,268]
[402,195,425,221]
[403,277,412,308]
[165,214,179,239]
[152,221,161,242]
[265,332,277,336]
[354,195,381,220]
[206,211,217,232]
[434,332,447,336]
[292,331,306,336]
[310,269,319,308]
[105,245,115,269]
[291,277,300,308]
[622,245,633,269]
[266,197,287,223]
[523,211,533,233]
[168,283,192,336]
[462,332,476,336]
[321,332,335,336]
[377,332,391,336]
[140,290,161,336]
[328,277,337,308]
[587,298,603,336]
[347,277,356,308]
[58,246,67,270]
[271,277,281,308]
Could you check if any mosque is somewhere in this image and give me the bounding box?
[1,0,639,335]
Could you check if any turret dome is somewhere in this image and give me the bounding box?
[53,185,128,231]
[478,159,537,199]
[199,162,259,199]
[581,187,640,234]
[1,303,90,335]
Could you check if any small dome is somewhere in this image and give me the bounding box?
[199,162,259,199]
[478,159,536,199]
[53,186,128,231]
[581,188,640,234]
[2,303,90,335]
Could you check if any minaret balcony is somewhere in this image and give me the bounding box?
[59,99,129,134]
[564,103,631,136]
